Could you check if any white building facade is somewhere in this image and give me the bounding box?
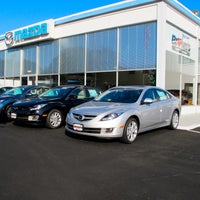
[0,0,200,105]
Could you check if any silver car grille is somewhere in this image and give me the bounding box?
[67,123,101,134]
[73,113,96,121]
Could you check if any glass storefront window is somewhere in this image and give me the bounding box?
[60,35,85,73]
[5,77,20,87]
[119,22,157,70]
[0,51,4,78]
[21,76,36,85]
[29,76,36,85]
[118,70,156,86]
[39,41,59,74]
[23,45,36,75]
[181,56,195,105]
[198,42,200,105]
[198,80,200,105]
[38,75,58,87]
[87,29,117,71]
[6,49,20,77]
[165,23,198,105]
[86,72,116,91]
[166,51,195,105]
[60,74,84,85]
[0,78,4,86]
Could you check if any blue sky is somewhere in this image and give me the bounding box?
[0,0,199,35]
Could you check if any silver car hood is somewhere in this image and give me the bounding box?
[71,100,136,115]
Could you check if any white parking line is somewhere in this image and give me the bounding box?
[178,125,200,134]
[187,129,200,134]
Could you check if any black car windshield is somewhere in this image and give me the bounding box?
[3,87,24,95]
[95,89,143,103]
[40,87,72,98]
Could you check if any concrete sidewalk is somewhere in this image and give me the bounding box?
[178,106,200,130]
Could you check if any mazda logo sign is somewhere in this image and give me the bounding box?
[78,115,85,121]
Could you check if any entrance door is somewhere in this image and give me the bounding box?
[21,76,36,86]
[22,77,27,85]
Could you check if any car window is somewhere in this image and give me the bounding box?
[87,89,100,98]
[4,88,23,95]
[14,88,23,95]
[142,89,157,102]
[77,90,86,99]
[40,88,71,98]
[36,87,49,95]
[29,89,37,95]
[36,88,43,95]
[26,88,43,96]
[70,88,86,99]
[155,89,169,101]
[95,89,142,103]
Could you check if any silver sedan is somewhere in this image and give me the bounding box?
[65,86,181,144]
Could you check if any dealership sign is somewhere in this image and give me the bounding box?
[171,34,191,56]
[4,20,54,47]
[166,24,196,60]
[15,23,48,41]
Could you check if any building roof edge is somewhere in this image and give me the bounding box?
[165,0,200,25]
[54,0,158,25]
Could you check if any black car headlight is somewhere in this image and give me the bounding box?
[0,100,6,108]
[30,104,47,111]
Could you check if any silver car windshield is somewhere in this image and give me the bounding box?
[95,89,143,103]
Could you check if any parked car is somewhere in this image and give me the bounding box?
[0,85,49,119]
[65,86,181,144]
[11,85,101,129]
[0,86,13,95]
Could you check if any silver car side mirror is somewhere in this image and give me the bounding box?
[142,98,153,104]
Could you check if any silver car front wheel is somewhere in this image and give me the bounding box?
[169,110,179,130]
[121,117,138,144]
[46,109,63,129]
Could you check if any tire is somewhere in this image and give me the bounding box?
[169,110,179,130]
[5,105,12,120]
[121,117,139,144]
[46,109,63,129]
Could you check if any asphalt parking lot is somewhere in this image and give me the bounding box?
[0,121,200,200]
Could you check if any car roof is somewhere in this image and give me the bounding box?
[14,85,49,89]
[0,86,13,89]
[53,85,90,89]
[110,85,157,90]
[14,85,35,89]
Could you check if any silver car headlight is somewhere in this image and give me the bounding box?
[101,112,123,121]
[30,104,47,111]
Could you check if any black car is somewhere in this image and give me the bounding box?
[0,86,13,95]
[0,85,50,119]
[11,85,101,129]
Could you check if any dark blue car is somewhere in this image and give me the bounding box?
[0,85,49,120]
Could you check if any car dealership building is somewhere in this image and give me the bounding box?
[0,0,200,106]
